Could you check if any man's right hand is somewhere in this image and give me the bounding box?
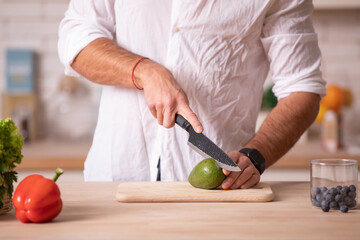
[134,59,203,133]
[71,38,202,132]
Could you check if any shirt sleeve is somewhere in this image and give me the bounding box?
[261,0,326,100]
[58,0,115,76]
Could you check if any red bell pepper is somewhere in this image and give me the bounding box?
[13,168,64,223]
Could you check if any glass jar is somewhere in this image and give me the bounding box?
[310,159,358,211]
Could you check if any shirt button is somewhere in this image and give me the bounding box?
[173,27,179,32]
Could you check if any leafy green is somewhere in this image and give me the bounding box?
[261,85,278,109]
[0,118,23,209]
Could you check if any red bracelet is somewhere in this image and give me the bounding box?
[131,57,148,90]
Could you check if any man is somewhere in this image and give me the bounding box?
[58,0,326,189]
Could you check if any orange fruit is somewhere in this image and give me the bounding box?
[321,85,344,113]
[315,103,328,123]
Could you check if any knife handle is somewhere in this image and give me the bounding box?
[175,114,191,132]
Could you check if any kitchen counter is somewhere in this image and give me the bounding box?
[18,140,360,170]
[19,140,91,170]
[1,181,359,240]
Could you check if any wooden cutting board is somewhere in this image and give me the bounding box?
[116,182,274,203]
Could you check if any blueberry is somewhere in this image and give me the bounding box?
[349,185,356,192]
[312,199,321,207]
[344,196,352,205]
[348,200,357,208]
[341,186,349,195]
[335,194,343,202]
[340,205,348,213]
[321,200,329,208]
[323,190,329,198]
[336,185,342,192]
[329,201,338,209]
[321,205,330,212]
[340,191,347,199]
[321,186,328,193]
[316,193,322,202]
[348,191,356,199]
[338,201,346,207]
[312,187,320,199]
[325,194,333,202]
[329,188,338,196]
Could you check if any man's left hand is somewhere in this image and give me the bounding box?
[221,151,260,189]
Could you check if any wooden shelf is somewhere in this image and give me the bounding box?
[17,139,360,171]
[18,140,91,170]
[314,0,360,9]
[272,140,360,169]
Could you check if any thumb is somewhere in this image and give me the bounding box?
[222,151,241,175]
[222,169,231,176]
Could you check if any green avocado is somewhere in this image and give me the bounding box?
[188,158,226,189]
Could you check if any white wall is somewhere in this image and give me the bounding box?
[312,10,360,146]
[0,1,359,142]
[0,0,100,140]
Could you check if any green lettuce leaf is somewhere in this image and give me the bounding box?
[0,118,23,208]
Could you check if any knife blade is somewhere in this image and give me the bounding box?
[175,114,241,172]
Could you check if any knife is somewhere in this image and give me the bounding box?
[175,114,241,172]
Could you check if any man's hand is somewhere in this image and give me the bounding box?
[220,92,321,190]
[71,38,203,133]
[221,151,260,189]
[134,60,203,133]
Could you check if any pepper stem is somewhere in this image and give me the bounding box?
[52,168,64,182]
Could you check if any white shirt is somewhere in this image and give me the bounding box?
[58,0,326,181]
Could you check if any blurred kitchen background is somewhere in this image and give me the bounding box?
[0,0,359,181]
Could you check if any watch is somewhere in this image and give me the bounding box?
[239,148,266,175]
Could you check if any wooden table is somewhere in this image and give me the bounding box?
[1,182,359,240]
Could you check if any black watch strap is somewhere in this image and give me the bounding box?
[239,148,266,175]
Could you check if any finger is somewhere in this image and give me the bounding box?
[156,107,164,126]
[240,174,261,189]
[229,167,253,189]
[221,171,241,190]
[179,106,203,133]
[223,169,231,176]
[163,107,176,128]
[223,165,249,190]
[149,107,157,119]
[223,151,241,176]
[221,156,251,189]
